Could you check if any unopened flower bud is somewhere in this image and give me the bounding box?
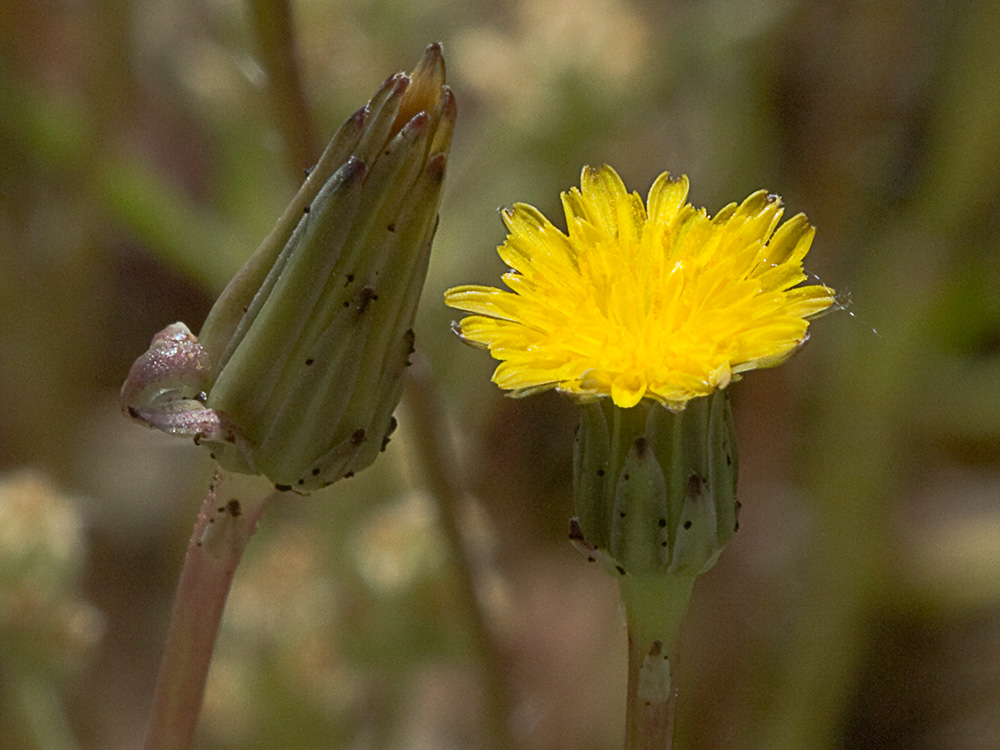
[122,44,455,491]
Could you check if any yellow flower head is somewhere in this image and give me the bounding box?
[445,165,835,410]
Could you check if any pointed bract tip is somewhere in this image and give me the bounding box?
[426,153,447,182]
[416,43,446,82]
[400,110,429,137]
[392,45,447,136]
[633,436,650,458]
[391,73,410,96]
[341,155,368,183]
[349,106,367,127]
[440,86,457,119]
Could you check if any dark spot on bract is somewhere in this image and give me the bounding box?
[658,518,667,528]
[356,286,377,313]
[346,273,354,283]
[303,204,311,214]
[275,484,293,492]
[661,541,668,547]
[686,473,704,498]
[587,556,596,563]
[226,499,241,516]
[597,468,605,476]
[616,565,626,576]
[387,222,396,232]
[683,520,692,529]
[623,473,630,481]
[298,479,305,485]
[312,468,320,476]
[343,471,354,479]
[619,511,626,518]
[351,428,366,445]
[305,358,314,366]
[127,406,138,418]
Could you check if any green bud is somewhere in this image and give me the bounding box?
[571,391,739,578]
[121,45,455,491]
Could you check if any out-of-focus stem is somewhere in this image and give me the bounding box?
[143,482,273,750]
[245,0,319,182]
[403,356,518,750]
[10,667,79,750]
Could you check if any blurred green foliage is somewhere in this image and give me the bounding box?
[3,0,1000,748]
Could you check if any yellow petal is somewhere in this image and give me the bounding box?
[444,166,835,408]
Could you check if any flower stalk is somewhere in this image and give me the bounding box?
[143,482,272,750]
[621,574,695,750]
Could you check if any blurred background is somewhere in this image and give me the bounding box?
[3,0,1000,748]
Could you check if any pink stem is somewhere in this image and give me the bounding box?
[143,480,272,750]
[624,635,679,750]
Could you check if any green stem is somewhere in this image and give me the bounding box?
[143,481,273,750]
[619,573,697,750]
[403,356,519,750]
[8,666,80,750]
[245,0,320,182]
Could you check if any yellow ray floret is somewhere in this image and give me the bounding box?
[445,165,835,409]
